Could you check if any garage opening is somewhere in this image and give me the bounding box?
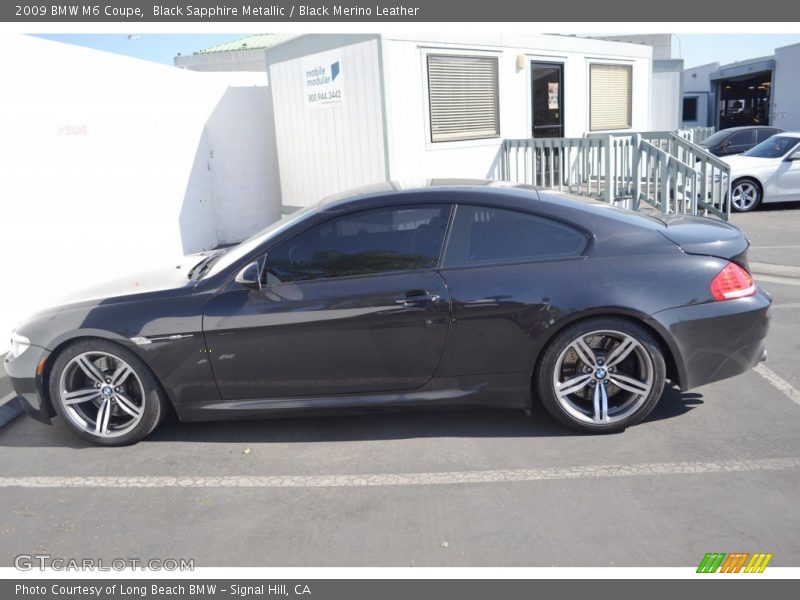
[716,70,772,129]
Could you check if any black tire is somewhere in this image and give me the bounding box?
[49,339,167,446]
[535,317,666,434]
[730,177,762,212]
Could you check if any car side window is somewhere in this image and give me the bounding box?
[727,131,755,147]
[442,205,587,268]
[757,129,778,143]
[264,205,451,284]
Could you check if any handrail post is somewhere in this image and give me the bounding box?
[500,139,506,181]
[604,135,614,204]
[631,133,641,211]
[725,171,732,219]
[699,155,708,215]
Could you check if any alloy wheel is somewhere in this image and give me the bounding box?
[731,181,759,211]
[58,351,146,438]
[552,330,654,425]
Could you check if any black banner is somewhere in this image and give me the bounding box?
[4,580,800,600]
[3,0,800,22]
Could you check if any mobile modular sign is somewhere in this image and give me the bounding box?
[302,50,344,110]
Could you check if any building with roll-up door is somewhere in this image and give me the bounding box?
[682,42,800,132]
[179,33,663,212]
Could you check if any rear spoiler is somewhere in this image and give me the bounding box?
[658,215,750,270]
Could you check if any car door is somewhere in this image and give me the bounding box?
[434,204,588,378]
[203,204,453,400]
[774,143,800,202]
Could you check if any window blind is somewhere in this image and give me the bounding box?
[427,55,500,142]
[590,64,632,131]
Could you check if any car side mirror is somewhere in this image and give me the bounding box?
[788,150,800,161]
[235,261,262,290]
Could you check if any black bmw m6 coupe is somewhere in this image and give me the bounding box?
[5,180,770,445]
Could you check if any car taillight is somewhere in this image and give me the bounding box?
[710,262,756,301]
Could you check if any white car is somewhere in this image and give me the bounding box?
[722,132,800,212]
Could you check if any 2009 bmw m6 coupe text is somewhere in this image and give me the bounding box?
[5,181,771,445]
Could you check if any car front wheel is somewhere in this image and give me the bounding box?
[731,178,762,212]
[49,340,166,446]
[536,318,666,433]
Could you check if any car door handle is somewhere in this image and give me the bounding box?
[394,291,441,306]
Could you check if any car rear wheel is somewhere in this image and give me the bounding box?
[731,178,762,212]
[536,318,666,433]
[49,340,166,446]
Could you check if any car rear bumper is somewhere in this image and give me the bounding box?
[3,344,53,424]
[649,289,771,391]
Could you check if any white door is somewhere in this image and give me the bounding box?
[773,156,800,202]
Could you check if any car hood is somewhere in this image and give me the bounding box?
[60,254,210,305]
[25,253,212,322]
[11,252,222,351]
[722,154,776,171]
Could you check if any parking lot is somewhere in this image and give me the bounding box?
[1,206,799,568]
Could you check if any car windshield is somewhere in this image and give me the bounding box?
[201,205,318,279]
[743,135,800,159]
[700,130,732,147]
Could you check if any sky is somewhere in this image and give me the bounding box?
[675,34,800,68]
[35,33,800,69]
[34,34,246,65]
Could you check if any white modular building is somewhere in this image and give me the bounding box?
[263,33,658,210]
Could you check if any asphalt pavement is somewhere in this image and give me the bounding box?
[1,205,799,568]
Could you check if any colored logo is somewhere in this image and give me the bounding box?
[331,61,340,81]
[697,552,773,573]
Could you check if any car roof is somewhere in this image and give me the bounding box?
[719,125,783,132]
[318,179,541,210]
[315,179,667,233]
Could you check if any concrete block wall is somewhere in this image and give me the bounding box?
[0,35,279,349]
[206,85,281,244]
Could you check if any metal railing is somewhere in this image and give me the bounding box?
[641,132,731,219]
[502,137,606,199]
[634,137,701,215]
[500,127,730,220]
[675,126,715,144]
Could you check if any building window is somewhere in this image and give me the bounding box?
[589,64,632,131]
[683,97,699,122]
[427,54,500,143]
